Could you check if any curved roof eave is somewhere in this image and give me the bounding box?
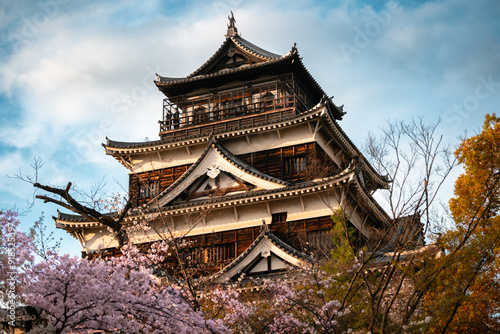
[154,48,345,120]
[127,167,358,218]
[55,176,340,228]
[55,166,389,231]
[103,99,328,154]
[351,174,391,227]
[321,103,390,188]
[231,35,282,60]
[155,49,295,87]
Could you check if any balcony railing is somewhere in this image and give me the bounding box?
[159,95,308,140]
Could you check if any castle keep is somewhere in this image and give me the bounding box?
[56,15,391,281]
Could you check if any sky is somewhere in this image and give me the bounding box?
[0,0,499,257]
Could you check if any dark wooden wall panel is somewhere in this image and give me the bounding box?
[129,142,338,206]
[129,163,192,207]
[236,142,336,183]
[86,215,334,278]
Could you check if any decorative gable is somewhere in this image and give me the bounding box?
[211,225,310,283]
[151,140,289,208]
[187,13,282,78]
[188,37,281,77]
[246,252,288,274]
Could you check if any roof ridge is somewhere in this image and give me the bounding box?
[231,35,281,60]
[56,211,117,223]
[320,107,389,188]
[104,137,163,149]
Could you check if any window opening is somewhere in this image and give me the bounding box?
[284,155,307,174]
[272,212,287,224]
[139,181,158,198]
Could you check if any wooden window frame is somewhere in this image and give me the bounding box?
[284,155,307,174]
[272,212,287,224]
[138,180,158,199]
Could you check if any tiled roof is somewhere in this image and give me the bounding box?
[154,47,346,123]
[135,166,357,216]
[187,34,282,79]
[55,165,390,234]
[156,50,295,86]
[232,35,282,60]
[154,29,345,121]
[321,102,390,189]
[56,166,356,226]
[55,211,119,224]
[371,243,441,265]
[104,137,164,149]
[56,212,90,223]
[350,173,391,226]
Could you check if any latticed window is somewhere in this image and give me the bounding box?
[203,243,236,263]
[272,212,287,223]
[306,229,332,252]
[139,181,158,198]
[284,155,307,174]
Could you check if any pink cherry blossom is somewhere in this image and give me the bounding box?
[0,210,35,304]
[23,253,229,334]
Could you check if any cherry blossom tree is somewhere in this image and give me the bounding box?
[200,276,356,333]
[28,213,62,261]
[23,252,229,334]
[0,210,34,305]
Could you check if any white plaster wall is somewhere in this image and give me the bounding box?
[130,143,206,173]
[127,123,316,173]
[250,258,268,273]
[82,228,120,251]
[271,255,287,270]
[79,185,378,251]
[221,123,314,156]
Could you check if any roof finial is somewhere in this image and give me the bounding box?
[226,11,238,37]
[260,219,269,233]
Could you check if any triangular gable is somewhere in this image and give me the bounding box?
[152,141,289,208]
[188,35,282,78]
[211,228,309,283]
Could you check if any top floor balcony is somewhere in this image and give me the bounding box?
[159,74,315,140]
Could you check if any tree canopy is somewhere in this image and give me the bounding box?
[426,113,500,333]
[4,114,500,333]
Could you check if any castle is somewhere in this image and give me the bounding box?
[56,14,393,281]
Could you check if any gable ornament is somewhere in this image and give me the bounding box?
[206,164,222,179]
